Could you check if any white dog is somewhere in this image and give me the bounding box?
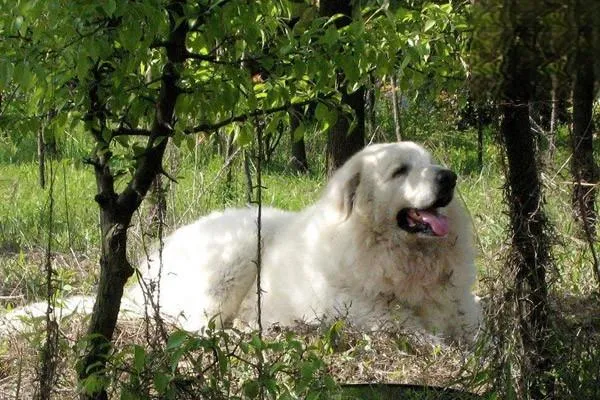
[131,141,481,340]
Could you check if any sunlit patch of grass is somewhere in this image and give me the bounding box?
[1,124,599,398]
[0,161,99,254]
[0,160,101,304]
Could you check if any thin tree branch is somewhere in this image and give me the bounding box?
[112,126,152,137]
[185,93,334,135]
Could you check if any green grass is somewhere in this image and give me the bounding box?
[0,161,99,253]
[1,107,599,398]
[0,134,332,304]
[1,122,597,300]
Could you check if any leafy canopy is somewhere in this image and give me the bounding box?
[0,0,469,167]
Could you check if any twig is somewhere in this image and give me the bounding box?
[254,117,264,338]
[185,94,334,135]
[38,158,59,400]
[253,116,265,400]
[574,170,600,287]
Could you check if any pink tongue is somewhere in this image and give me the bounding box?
[417,210,449,236]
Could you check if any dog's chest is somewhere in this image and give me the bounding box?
[368,244,452,301]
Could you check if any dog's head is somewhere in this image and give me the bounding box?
[326,142,457,239]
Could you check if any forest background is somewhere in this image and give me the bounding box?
[0,0,599,399]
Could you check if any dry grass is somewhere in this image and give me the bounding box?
[1,315,486,399]
[1,131,599,399]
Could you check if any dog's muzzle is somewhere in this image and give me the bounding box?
[397,169,457,237]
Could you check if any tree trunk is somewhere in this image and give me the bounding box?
[365,85,376,139]
[390,75,402,141]
[499,4,554,397]
[550,73,558,137]
[147,175,167,237]
[79,2,187,398]
[244,150,253,203]
[571,0,598,239]
[225,130,236,185]
[531,74,553,165]
[38,123,45,189]
[501,101,554,400]
[79,212,133,400]
[326,87,365,175]
[320,0,365,175]
[548,73,558,153]
[289,105,309,173]
[477,106,484,171]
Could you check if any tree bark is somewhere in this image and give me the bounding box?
[365,85,376,139]
[390,75,402,141]
[289,104,309,173]
[326,87,365,175]
[320,0,365,175]
[571,0,598,239]
[37,123,45,189]
[147,175,167,237]
[477,106,484,171]
[499,2,554,397]
[549,73,559,137]
[79,2,187,398]
[224,130,236,186]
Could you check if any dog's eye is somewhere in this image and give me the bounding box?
[392,164,410,178]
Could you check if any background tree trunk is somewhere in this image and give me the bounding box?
[476,106,484,171]
[499,1,554,397]
[570,0,598,239]
[147,175,167,237]
[289,104,309,173]
[365,85,376,139]
[79,2,187,398]
[326,87,365,175]
[390,75,402,142]
[320,0,365,175]
[37,123,45,189]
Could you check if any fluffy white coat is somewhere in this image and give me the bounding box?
[131,142,481,340]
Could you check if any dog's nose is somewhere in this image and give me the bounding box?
[436,169,457,191]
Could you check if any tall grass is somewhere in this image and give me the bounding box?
[0,98,598,398]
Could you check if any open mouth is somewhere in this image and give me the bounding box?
[397,208,449,237]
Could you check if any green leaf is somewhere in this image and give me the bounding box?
[14,15,24,33]
[81,374,107,395]
[440,3,453,14]
[153,373,170,394]
[120,389,140,400]
[0,59,14,89]
[321,25,339,47]
[76,52,91,81]
[424,19,436,32]
[264,377,279,396]
[315,103,337,132]
[292,121,306,142]
[119,25,141,51]
[166,330,188,350]
[102,0,117,16]
[235,124,252,147]
[133,345,145,372]
[249,334,264,350]
[315,103,329,124]
[13,63,34,90]
[339,56,359,85]
[243,380,260,399]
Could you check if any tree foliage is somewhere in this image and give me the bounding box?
[0,1,470,151]
[0,0,471,397]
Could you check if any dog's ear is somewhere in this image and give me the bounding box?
[341,172,361,218]
[325,159,362,220]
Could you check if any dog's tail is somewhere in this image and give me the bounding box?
[0,295,143,337]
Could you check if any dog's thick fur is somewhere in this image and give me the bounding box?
[130,142,481,340]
